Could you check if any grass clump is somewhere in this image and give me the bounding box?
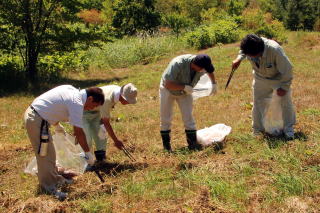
[84,35,187,70]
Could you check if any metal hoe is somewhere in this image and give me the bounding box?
[122,145,136,162]
[225,67,237,90]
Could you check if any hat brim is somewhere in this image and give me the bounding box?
[120,84,137,104]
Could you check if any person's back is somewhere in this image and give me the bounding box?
[32,85,85,126]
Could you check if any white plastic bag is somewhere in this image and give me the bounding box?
[24,132,87,175]
[263,90,283,135]
[192,74,212,100]
[197,124,232,147]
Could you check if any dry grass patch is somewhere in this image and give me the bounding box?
[1,31,320,212]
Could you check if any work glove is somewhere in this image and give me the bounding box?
[55,123,66,135]
[210,83,217,96]
[183,85,193,95]
[84,152,95,166]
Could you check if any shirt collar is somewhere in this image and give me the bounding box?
[80,89,87,105]
[113,86,121,103]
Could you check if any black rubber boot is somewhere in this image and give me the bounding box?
[160,130,172,151]
[185,130,202,151]
[94,150,106,161]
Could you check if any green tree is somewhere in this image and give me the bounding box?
[0,0,105,84]
[112,0,161,35]
[286,0,317,30]
[162,13,192,37]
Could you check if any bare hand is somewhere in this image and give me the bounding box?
[232,59,241,70]
[114,139,124,150]
[277,88,287,96]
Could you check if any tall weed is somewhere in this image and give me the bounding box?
[84,35,187,69]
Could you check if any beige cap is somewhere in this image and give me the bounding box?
[120,83,137,104]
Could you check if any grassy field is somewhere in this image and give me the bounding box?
[0,31,320,213]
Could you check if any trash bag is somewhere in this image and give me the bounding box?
[24,132,88,175]
[263,90,283,136]
[193,74,212,100]
[197,124,232,147]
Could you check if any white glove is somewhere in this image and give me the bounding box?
[210,84,217,96]
[55,123,66,135]
[183,85,193,95]
[84,152,95,166]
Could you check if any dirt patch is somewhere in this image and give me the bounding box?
[8,197,63,213]
[284,197,309,213]
[303,155,320,167]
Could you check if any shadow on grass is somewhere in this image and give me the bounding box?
[264,131,308,149]
[91,162,148,180]
[174,141,225,155]
[0,76,127,97]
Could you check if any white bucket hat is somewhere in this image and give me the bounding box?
[120,83,138,104]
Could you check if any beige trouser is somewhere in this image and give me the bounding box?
[24,107,65,193]
[252,77,296,134]
[160,87,196,131]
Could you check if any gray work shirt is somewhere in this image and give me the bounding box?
[160,54,205,96]
[237,37,293,90]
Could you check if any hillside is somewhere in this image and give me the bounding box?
[0,31,319,212]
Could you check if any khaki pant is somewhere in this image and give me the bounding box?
[83,111,107,151]
[252,77,296,134]
[160,87,196,131]
[24,107,65,193]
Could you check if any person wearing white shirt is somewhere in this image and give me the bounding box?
[24,85,104,200]
[82,83,138,164]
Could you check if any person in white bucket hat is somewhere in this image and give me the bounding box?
[82,83,138,166]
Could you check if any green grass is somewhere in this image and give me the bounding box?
[0,31,320,212]
[85,35,188,70]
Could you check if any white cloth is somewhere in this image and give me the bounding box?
[31,85,86,128]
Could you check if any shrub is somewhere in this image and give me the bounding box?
[0,55,26,92]
[241,8,265,30]
[208,19,240,44]
[162,13,193,37]
[77,9,105,25]
[38,51,89,81]
[185,27,212,50]
[255,20,287,44]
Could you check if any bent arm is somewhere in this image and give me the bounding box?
[207,72,216,84]
[73,126,90,152]
[101,117,124,150]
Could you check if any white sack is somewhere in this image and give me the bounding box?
[24,132,87,175]
[263,90,283,135]
[192,74,212,100]
[197,124,232,147]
